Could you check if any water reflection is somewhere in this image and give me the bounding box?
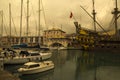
[20,70,54,80]
[74,51,95,80]
[4,50,120,80]
[51,50,76,80]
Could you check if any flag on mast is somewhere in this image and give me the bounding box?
[70,12,73,18]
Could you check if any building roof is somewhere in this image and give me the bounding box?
[44,28,66,33]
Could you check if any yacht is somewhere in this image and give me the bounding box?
[18,61,54,75]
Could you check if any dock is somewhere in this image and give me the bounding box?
[0,70,20,80]
[0,50,20,80]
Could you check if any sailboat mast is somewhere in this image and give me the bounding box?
[26,0,29,43]
[9,3,11,45]
[0,10,3,37]
[0,10,3,46]
[38,0,41,46]
[112,0,120,37]
[20,0,23,44]
[92,0,96,32]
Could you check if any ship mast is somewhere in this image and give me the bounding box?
[0,11,3,38]
[38,0,41,46]
[112,0,120,37]
[80,6,110,36]
[0,10,3,46]
[92,0,96,32]
[9,3,11,45]
[26,0,29,44]
[20,0,23,44]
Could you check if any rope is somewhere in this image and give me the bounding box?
[80,5,110,36]
[3,15,8,36]
[11,16,18,36]
[41,0,47,30]
[29,1,38,36]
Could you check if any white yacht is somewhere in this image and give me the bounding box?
[18,61,54,75]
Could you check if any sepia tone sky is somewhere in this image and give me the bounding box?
[0,0,120,36]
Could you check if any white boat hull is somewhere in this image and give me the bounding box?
[1,50,52,65]
[3,57,29,64]
[40,52,52,60]
[20,65,54,74]
[3,53,52,65]
[18,61,54,75]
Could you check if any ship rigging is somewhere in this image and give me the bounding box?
[74,0,120,52]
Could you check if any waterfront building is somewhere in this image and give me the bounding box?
[43,28,66,39]
[0,28,71,48]
[0,26,97,49]
[43,28,72,47]
[0,36,43,47]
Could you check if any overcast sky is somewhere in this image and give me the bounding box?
[0,0,120,36]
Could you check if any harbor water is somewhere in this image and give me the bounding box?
[4,50,120,80]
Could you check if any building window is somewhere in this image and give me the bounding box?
[21,37,23,43]
[30,37,33,42]
[35,37,38,43]
[16,38,19,43]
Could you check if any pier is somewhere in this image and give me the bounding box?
[0,62,20,80]
[0,48,20,80]
[0,70,20,80]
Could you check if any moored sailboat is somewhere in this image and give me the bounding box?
[0,48,52,64]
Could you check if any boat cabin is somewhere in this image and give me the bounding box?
[19,51,40,56]
[22,62,40,69]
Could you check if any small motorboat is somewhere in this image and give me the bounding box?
[18,61,54,75]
